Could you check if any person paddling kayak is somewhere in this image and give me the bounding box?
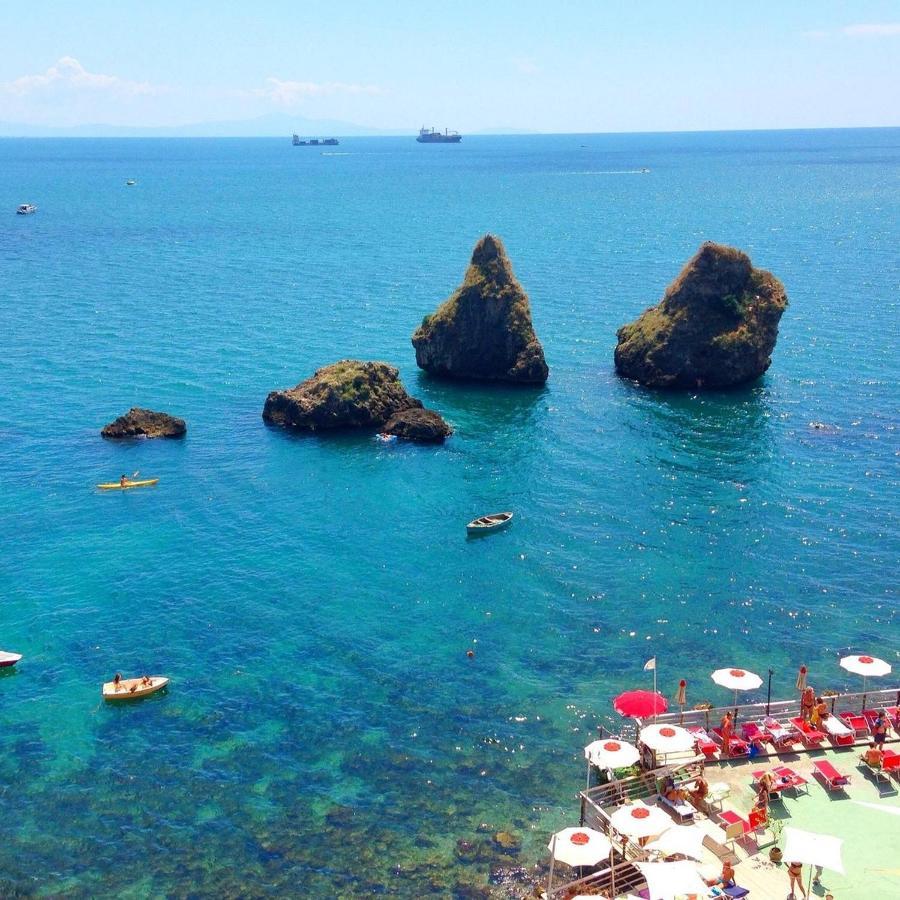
[120,474,128,487]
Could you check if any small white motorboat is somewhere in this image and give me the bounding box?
[16,204,37,215]
[466,511,513,535]
[102,675,169,701]
[0,651,22,668]
[125,179,136,186]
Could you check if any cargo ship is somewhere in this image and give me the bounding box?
[416,126,461,144]
[292,135,339,146]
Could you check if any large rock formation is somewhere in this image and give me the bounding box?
[101,408,186,439]
[614,242,788,389]
[263,360,429,431]
[383,407,452,443]
[411,235,548,384]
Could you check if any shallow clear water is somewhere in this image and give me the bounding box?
[0,131,898,897]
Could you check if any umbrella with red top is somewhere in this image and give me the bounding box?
[613,690,668,719]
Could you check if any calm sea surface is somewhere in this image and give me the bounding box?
[1,131,898,897]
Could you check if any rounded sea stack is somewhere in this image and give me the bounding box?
[411,234,549,384]
[383,407,452,443]
[262,360,422,431]
[614,242,788,389]
[101,407,186,439]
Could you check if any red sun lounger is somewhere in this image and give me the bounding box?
[821,715,855,746]
[712,727,750,756]
[687,725,718,757]
[741,722,769,749]
[839,711,868,736]
[762,717,796,750]
[812,759,851,790]
[771,765,809,794]
[882,750,900,777]
[789,717,826,746]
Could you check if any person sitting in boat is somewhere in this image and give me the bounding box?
[141,675,152,686]
[120,474,128,487]
[113,672,123,691]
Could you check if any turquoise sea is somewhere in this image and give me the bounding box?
[1,130,898,897]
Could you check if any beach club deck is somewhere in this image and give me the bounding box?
[546,687,900,900]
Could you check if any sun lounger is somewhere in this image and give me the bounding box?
[885,706,900,731]
[687,725,718,757]
[839,711,868,735]
[751,769,786,800]
[820,715,855,746]
[812,759,851,791]
[657,792,695,823]
[762,716,796,750]
[712,727,750,756]
[771,765,809,795]
[789,717,826,747]
[882,750,900,778]
[862,709,881,732]
[741,721,769,749]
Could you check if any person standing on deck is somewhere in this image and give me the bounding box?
[800,685,815,721]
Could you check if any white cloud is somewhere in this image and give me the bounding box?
[249,77,383,106]
[843,23,900,37]
[0,56,164,97]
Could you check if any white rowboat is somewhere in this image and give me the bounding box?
[102,675,169,701]
[466,511,513,535]
[0,651,22,668]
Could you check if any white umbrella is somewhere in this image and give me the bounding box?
[609,802,671,839]
[711,667,763,709]
[840,654,891,708]
[635,860,710,900]
[782,825,844,895]
[584,738,641,770]
[639,723,694,754]
[645,824,706,861]
[547,827,613,896]
[547,827,612,867]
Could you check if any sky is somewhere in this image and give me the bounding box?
[1,0,899,133]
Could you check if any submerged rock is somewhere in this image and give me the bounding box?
[101,407,186,439]
[412,234,548,384]
[491,831,522,855]
[614,241,788,389]
[383,407,452,443]
[262,360,422,431]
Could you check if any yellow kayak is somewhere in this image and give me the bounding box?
[97,478,159,490]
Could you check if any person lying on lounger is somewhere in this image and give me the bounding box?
[705,859,736,889]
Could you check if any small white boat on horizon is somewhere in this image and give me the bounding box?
[125,179,136,186]
[466,511,513,535]
[16,204,37,215]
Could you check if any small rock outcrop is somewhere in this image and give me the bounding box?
[412,234,548,384]
[262,360,422,431]
[383,407,452,443]
[101,407,186,439]
[614,242,788,389]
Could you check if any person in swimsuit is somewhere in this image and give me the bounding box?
[863,741,884,767]
[800,685,815,721]
[113,672,123,691]
[873,711,888,747]
[705,859,735,888]
[721,711,734,756]
[689,775,708,807]
[788,861,807,898]
[120,474,128,487]
[814,697,829,724]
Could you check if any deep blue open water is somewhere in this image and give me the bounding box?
[1,131,898,897]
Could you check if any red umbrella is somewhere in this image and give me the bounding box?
[613,690,668,718]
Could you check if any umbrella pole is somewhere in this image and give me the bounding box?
[862,676,867,711]
[610,845,615,898]
[547,835,556,898]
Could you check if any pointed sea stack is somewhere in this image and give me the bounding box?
[614,242,788,389]
[412,235,548,384]
[262,359,450,438]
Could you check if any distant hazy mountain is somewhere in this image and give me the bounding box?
[0,115,534,138]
